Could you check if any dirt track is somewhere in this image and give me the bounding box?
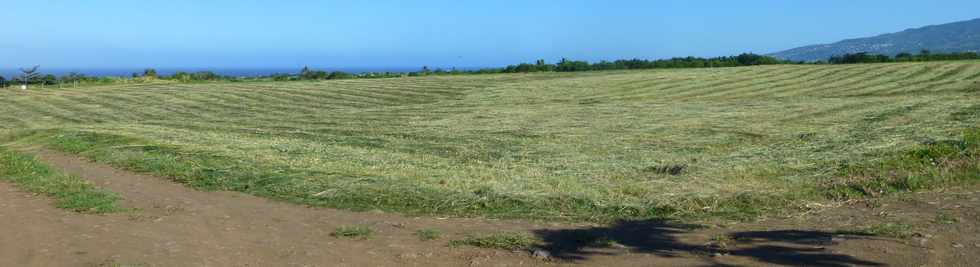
[1,150,978,266]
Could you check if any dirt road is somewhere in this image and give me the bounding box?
[1,150,977,266]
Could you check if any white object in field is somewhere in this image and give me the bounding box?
[20,85,27,90]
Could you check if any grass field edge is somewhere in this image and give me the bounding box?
[0,145,124,214]
[7,128,978,222]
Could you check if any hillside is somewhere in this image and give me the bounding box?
[771,18,980,61]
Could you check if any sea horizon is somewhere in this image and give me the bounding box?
[0,66,489,78]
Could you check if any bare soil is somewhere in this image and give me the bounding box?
[1,149,978,266]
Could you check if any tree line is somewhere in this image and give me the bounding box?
[497,53,789,73]
[2,54,789,88]
[4,51,977,89]
[826,50,980,64]
[275,54,788,80]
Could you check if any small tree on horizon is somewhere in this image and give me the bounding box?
[42,74,57,88]
[143,68,158,79]
[18,66,40,89]
[61,72,85,88]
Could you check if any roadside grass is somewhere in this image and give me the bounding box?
[449,232,538,250]
[416,229,442,241]
[16,127,819,222]
[0,146,122,213]
[94,261,147,267]
[0,61,978,222]
[825,129,980,200]
[331,225,373,239]
[836,223,915,239]
[9,129,682,221]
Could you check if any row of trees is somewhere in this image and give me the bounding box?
[1,67,259,89]
[0,54,794,88]
[495,53,789,74]
[9,51,975,89]
[268,54,789,80]
[1,66,46,88]
[827,50,980,64]
[298,67,355,80]
[1,67,173,89]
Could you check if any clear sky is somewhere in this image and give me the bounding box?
[2,0,978,69]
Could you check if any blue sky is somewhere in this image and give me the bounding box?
[2,0,978,69]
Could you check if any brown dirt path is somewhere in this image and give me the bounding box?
[2,149,978,266]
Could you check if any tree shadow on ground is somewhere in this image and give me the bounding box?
[533,219,883,266]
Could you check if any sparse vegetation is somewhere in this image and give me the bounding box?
[0,147,122,213]
[826,129,980,200]
[331,225,373,239]
[935,214,959,225]
[837,223,915,239]
[449,232,537,250]
[1,61,978,221]
[416,229,442,241]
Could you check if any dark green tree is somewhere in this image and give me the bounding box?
[60,72,85,87]
[42,74,57,85]
[171,71,191,82]
[18,66,40,88]
[191,71,219,81]
[143,68,158,78]
[327,71,353,80]
[299,66,328,80]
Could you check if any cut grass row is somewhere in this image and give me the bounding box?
[4,63,972,124]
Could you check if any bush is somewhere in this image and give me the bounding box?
[331,225,373,239]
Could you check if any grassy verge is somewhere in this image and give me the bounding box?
[6,128,979,222]
[9,129,801,221]
[0,146,123,213]
[825,129,980,199]
[449,232,538,250]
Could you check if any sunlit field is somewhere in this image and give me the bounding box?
[2,61,978,220]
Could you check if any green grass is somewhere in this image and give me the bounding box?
[826,129,980,199]
[331,225,373,239]
[449,232,537,250]
[0,61,978,221]
[416,229,442,241]
[0,147,122,213]
[935,213,959,225]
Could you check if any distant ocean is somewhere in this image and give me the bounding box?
[0,66,483,78]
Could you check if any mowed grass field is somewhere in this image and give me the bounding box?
[1,61,979,220]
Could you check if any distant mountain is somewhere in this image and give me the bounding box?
[770,18,980,62]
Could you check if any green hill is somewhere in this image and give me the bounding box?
[771,18,980,61]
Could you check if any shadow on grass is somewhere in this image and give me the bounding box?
[533,219,883,266]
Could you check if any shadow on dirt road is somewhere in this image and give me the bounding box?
[534,219,883,266]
